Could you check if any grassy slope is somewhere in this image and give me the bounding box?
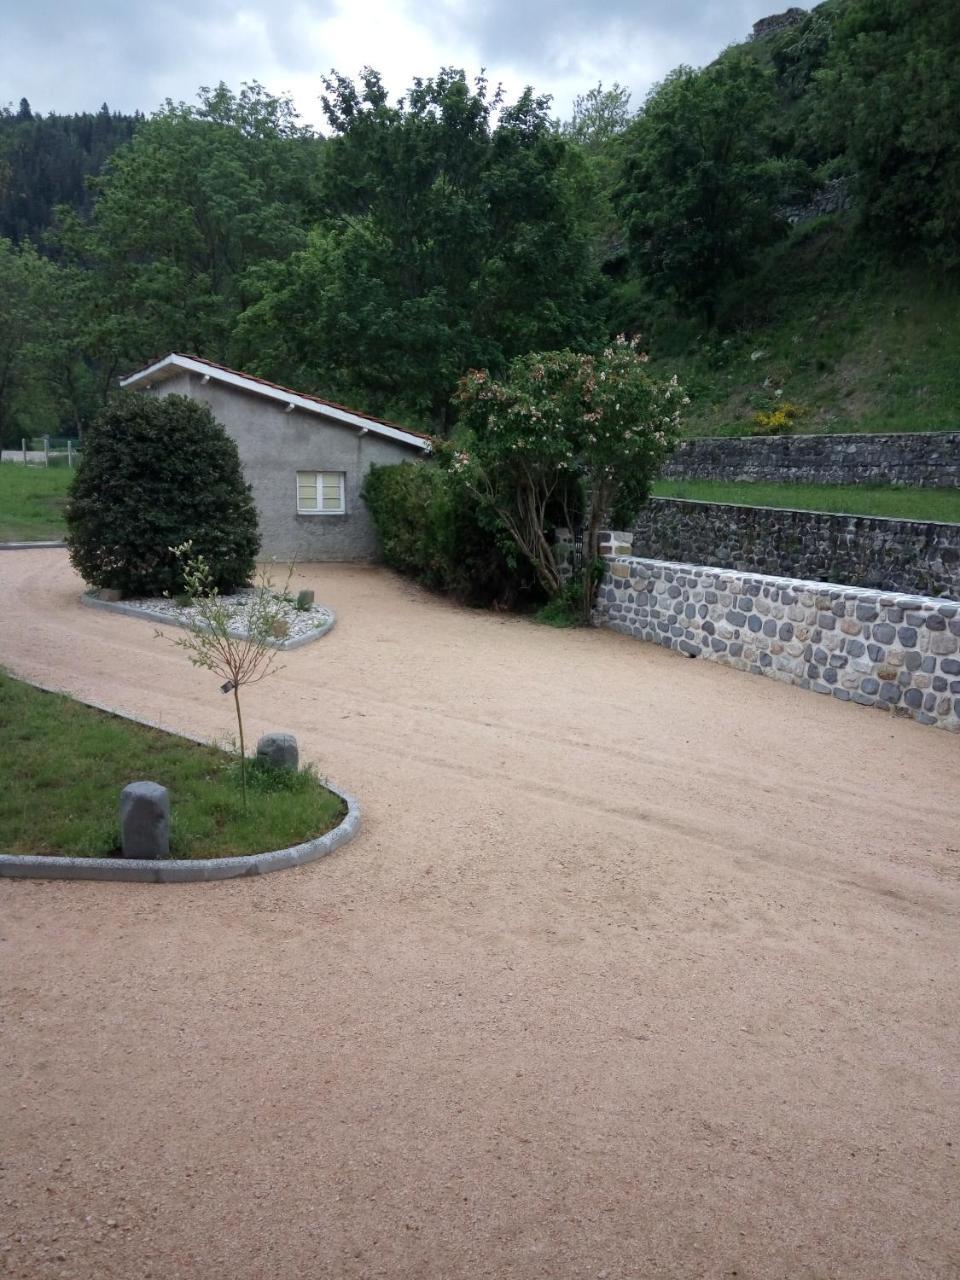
[638,221,960,438]
[0,463,72,540]
[0,673,344,858]
[651,480,960,523]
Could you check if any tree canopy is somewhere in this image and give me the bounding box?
[55,82,322,372]
[811,0,960,263]
[2,0,959,441]
[234,69,603,428]
[616,55,794,316]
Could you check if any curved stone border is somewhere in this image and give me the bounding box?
[0,540,66,550]
[80,591,336,650]
[0,682,360,882]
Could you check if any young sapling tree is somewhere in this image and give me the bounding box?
[159,543,293,808]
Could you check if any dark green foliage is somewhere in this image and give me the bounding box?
[5,0,960,453]
[617,54,797,316]
[66,393,259,595]
[235,69,603,429]
[57,83,322,375]
[362,461,540,606]
[811,0,960,263]
[0,101,140,247]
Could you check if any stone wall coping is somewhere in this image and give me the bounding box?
[607,552,960,612]
[79,591,336,651]
[0,680,360,883]
[643,496,960,531]
[678,430,960,444]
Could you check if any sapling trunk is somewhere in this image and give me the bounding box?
[233,684,247,811]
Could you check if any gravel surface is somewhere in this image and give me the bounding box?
[111,590,333,644]
[1,550,959,1280]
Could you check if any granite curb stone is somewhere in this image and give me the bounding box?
[0,540,67,551]
[80,591,336,650]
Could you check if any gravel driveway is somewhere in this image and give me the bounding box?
[1,550,959,1280]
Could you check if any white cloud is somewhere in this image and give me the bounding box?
[1,0,779,125]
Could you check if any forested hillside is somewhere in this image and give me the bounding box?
[1,0,958,446]
[0,99,140,245]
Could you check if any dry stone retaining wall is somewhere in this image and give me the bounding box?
[661,432,960,488]
[592,548,960,733]
[632,498,960,599]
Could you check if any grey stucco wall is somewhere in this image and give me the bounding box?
[661,431,960,488]
[632,498,960,600]
[150,372,424,560]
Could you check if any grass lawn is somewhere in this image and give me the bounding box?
[0,672,345,858]
[651,479,960,523]
[0,463,72,540]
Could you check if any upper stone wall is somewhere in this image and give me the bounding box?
[661,432,960,488]
[632,498,960,600]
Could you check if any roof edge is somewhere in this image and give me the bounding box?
[120,353,432,452]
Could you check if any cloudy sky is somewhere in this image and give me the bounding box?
[4,0,771,126]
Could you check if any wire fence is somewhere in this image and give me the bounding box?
[0,437,82,468]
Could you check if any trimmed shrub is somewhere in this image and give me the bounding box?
[66,393,259,596]
[362,461,541,607]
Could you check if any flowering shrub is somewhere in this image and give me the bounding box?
[449,340,685,619]
[751,401,804,434]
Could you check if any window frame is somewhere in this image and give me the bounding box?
[296,470,346,516]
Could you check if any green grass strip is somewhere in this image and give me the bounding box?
[651,480,960,523]
[0,672,344,858]
[0,463,73,540]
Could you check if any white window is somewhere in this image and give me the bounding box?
[297,470,346,515]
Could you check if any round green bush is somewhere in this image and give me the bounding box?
[66,393,260,596]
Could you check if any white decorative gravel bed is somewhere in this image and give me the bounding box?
[80,590,336,650]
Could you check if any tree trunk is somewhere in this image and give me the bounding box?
[233,685,247,811]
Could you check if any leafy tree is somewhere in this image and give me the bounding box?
[0,238,66,444]
[558,82,635,264]
[66,393,259,596]
[451,340,684,619]
[561,83,633,152]
[57,82,322,369]
[234,69,603,429]
[161,545,289,809]
[810,0,960,262]
[617,55,795,317]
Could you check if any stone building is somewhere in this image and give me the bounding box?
[120,352,430,561]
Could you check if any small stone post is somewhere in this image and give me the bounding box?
[21,438,27,465]
[120,781,170,858]
[256,733,299,771]
[67,439,74,469]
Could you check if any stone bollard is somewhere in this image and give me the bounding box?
[120,781,170,859]
[256,733,299,772]
[296,589,315,609]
